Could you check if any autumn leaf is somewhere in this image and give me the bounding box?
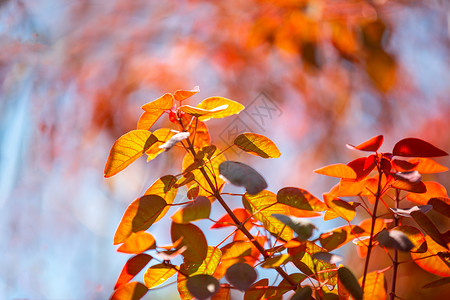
[110,281,148,300]
[411,211,448,249]
[196,97,245,121]
[144,128,176,160]
[391,225,427,253]
[428,197,450,218]
[411,235,450,277]
[346,135,384,152]
[225,262,257,291]
[411,158,449,173]
[137,93,175,130]
[406,181,448,205]
[277,187,327,212]
[359,271,386,300]
[115,254,152,290]
[233,133,281,158]
[104,130,158,177]
[319,225,365,251]
[117,231,156,254]
[114,195,167,244]
[219,161,268,195]
[171,222,208,262]
[323,193,356,222]
[338,266,363,300]
[143,264,177,289]
[171,196,211,224]
[179,104,229,117]
[174,86,200,102]
[314,163,357,179]
[186,274,220,299]
[393,138,448,157]
[244,278,269,300]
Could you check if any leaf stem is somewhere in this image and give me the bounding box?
[390,189,400,300]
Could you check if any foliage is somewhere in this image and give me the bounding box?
[105,88,449,299]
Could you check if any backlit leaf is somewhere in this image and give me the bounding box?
[186,275,220,299]
[110,281,148,300]
[393,138,448,157]
[233,133,281,158]
[338,267,363,300]
[392,159,419,172]
[179,104,228,117]
[117,231,156,254]
[406,181,448,205]
[210,208,252,229]
[346,135,384,152]
[137,111,165,131]
[260,254,291,268]
[347,156,376,180]
[376,229,414,251]
[171,196,211,224]
[428,197,450,218]
[189,119,210,149]
[115,254,152,290]
[219,161,267,195]
[144,128,176,161]
[411,158,449,174]
[244,278,269,300]
[411,235,450,277]
[314,164,357,179]
[141,93,174,111]
[392,225,427,253]
[143,263,177,289]
[319,225,365,251]
[277,187,327,212]
[114,195,167,244]
[391,179,427,194]
[271,273,307,298]
[411,211,448,249]
[104,130,158,177]
[243,190,293,241]
[312,252,343,264]
[174,86,200,102]
[358,271,386,300]
[171,222,208,262]
[323,194,356,222]
[144,175,178,222]
[225,262,257,291]
[196,97,245,121]
[272,214,316,241]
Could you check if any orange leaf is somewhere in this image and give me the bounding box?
[393,138,448,157]
[179,104,229,117]
[392,159,419,172]
[104,130,158,177]
[136,111,165,130]
[428,197,450,218]
[233,133,281,158]
[411,158,449,174]
[323,194,356,222]
[406,181,448,205]
[347,156,376,180]
[411,211,448,249]
[314,164,357,179]
[143,263,177,289]
[346,135,384,152]
[117,231,156,254]
[391,179,427,194]
[196,97,245,121]
[411,235,450,277]
[174,86,200,102]
[144,175,178,223]
[110,281,148,300]
[210,208,252,229]
[171,222,208,263]
[171,196,211,224]
[114,195,167,244]
[392,225,427,253]
[141,93,174,111]
[358,271,386,300]
[114,254,152,290]
[189,119,210,149]
[319,225,365,251]
[277,187,327,212]
[137,93,174,130]
[144,128,176,161]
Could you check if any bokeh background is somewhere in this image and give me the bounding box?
[1,0,449,299]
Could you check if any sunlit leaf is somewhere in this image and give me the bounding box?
[291,286,313,300]
[233,133,281,158]
[243,190,293,241]
[137,111,165,131]
[411,158,449,174]
[428,197,450,218]
[158,132,190,151]
[171,222,208,262]
[143,263,177,289]
[141,93,174,111]
[347,156,376,180]
[411,211,448,249]
[186,275,220,299]
[338,266,363,300]
[179,104,228,117]
[277,187,327,212]
[422,277,450,289]
[144,175,178,222]
[196,97,245,121]
[174,86,200,102]
[314,164,357,179]
[411,235,450,277]
[104,130,158,177]
[393,138,448,157]
[358,271,386,300]
[391,178,427,194]
[406,181,448,205]
[271,273,307,298]
[272,214,316,241]
[392,225,427,253]
[114,195,167,244]
[390,205,432,218]
[225,262,257,291]
[312,252,343,264]
[244,278,269,300]
[219,161,268,195]
[177,247,222,300]
[210,208,252,229]
[189,119,210,149]
[260,254,291,268]
[144,128,176,161]
[319,225,365,251]
[115,254,152,290]
[137,93,174,130]
[376,229,414,251]
[171,196,211,224]
[110,281,148,300]
[346,135,384,152]
[323,194,356,222]
[117,231,156,254]
[392,159,419,172]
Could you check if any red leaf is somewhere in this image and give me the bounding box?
[346,135,384,152]
[393,138,448,157]
[347,156,376,180]
[114,254,152,289]
[314,164,357,179]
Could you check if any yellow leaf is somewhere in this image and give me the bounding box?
[358,271,386,300]
[144,128,176,161]
[196,97,245,121]
[137,111,165,130]
[323,193,356,222]
[411,235,450,276]
[234,133,281,158]
[144,264,177,289]
[117,231,156,254]
[141,93,174,111]
[179,104,228,117]
[171,196,211,224]
[104,130,158,177]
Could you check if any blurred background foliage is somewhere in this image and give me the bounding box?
[1,0,449,299]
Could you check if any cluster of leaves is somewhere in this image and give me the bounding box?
[105,88,449,300]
